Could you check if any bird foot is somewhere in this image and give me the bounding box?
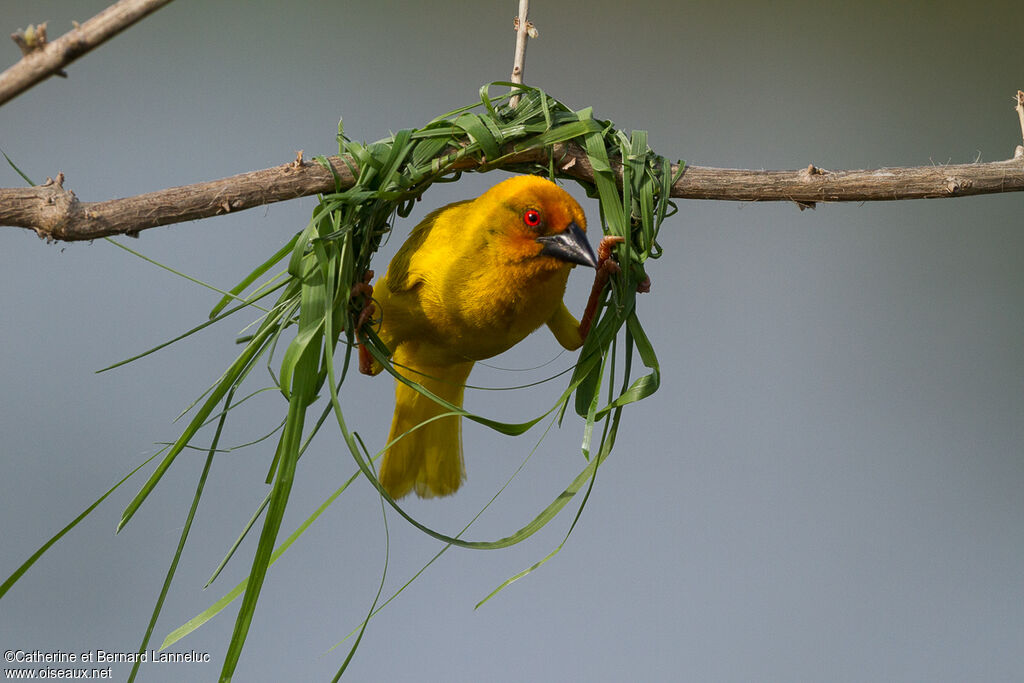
[351,270,376,375]
[597,235,625,264]
[578,236,652,341]
[579,237,623,340]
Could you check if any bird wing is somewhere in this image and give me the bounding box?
[384,199,472,293]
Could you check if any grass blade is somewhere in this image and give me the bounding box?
[1,451,160,599]
[106,238,267,311]
[118,313,282,532]
[161,458,369,649]
[2,148,35,186]
[330,441,390,681]
[127,388,234,682]
[209,234,298,319]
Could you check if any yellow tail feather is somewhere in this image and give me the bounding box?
[378,350,474,499]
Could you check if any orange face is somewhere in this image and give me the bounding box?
[476,175,594,269]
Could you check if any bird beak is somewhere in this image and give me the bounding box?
[535,222,599,268]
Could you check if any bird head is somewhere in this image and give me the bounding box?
[479,175,598,270]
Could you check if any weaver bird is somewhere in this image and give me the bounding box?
[356,175,621,499]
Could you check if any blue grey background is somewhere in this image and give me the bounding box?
[2,1,1022,681]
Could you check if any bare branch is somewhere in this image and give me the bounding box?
[5,143,1024,243]
[0,153,355,242]
[0,0,175,107]
[509,0,531,108]
[1015,90,1024,157]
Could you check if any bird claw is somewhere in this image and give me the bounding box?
[597,235,625,264]
[578,236,652,341]
[580,236,623,341]
[599,235,652,293]
[359,344,374,375]
[352,270,377,375]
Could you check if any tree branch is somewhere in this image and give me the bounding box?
[509,1,532,108]
[0,0,175,107]
[5,143,1024,243]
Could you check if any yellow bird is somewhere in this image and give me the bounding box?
[358,175,614,499]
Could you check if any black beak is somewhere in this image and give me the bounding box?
[535,222,598,268]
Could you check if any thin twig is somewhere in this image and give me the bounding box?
[0,0,175,107]
[1015,90,1024,155]
[509,0,530,108]
[5,143,1024,242]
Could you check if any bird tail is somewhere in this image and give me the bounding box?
[378,349,473,499]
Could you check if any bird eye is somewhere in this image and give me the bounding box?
[523,209,542,227]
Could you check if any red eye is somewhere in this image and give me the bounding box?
[523,209,542,227]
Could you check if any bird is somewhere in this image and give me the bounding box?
[356,174,620,500]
